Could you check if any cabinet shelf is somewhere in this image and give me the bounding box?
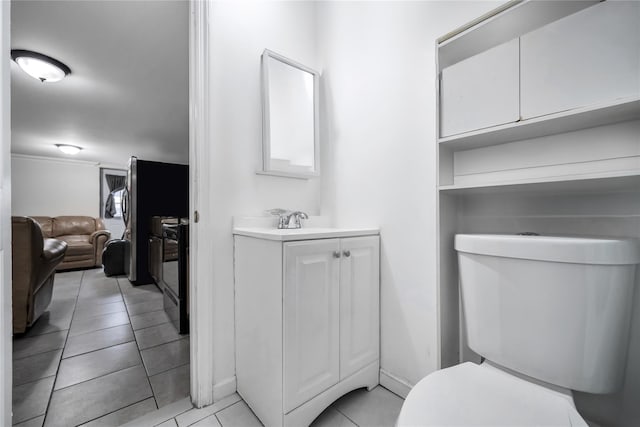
[438,97,640,151]
[438,170,640,196]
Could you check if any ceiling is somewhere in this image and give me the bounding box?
[10,0,189,167]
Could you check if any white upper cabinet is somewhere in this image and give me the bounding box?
[440,38,520,137]
[520,1,640,120]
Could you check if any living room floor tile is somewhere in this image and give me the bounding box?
[14,415,45,427]
[77,287,121,303]
[130,309,171,330]
[54,341,142,390]
[13,376,55,424]
[63,324,134,358]
[123,290,164,307]
[141,338,190,376]
[24,312,73,338]
[69,310,130,337]
[149,363,190,408]
[75,293,123,305]
[13,331,68,360]
[127,298,165,316]
[45,365,153,427]
[55,270,84,285]
[73,300,126,320]
[13,349,63,387]
[13,270,190,426]
[135,322,182,350]
[80,398,158,427]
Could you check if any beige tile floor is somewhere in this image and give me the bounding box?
[12,269,190,426]
[14,269,404,427]
[123,386,404,427]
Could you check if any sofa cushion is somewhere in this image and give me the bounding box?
[52,216,96,237]
[63,239,94,257]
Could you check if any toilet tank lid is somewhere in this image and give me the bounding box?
[455,234,640,265]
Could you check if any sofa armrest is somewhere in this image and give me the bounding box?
[35,239,67,291]
[42,239,67,262]
[91,230,111,267]
[89,230,111,244]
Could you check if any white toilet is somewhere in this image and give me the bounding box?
[398,234,640,426]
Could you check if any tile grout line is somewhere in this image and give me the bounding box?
[76,396,157,426]
[12,413,46,426]
[332,405,362,427]
[52,362,145,393]
[132,319,173,333]
[147,361,190,381]
[180,396,241,427]
[137,334,187,353]
[13,374,57,389]
[67,317,131,340]
[12,331,68,361]
[119,276,162,411]
[42,269,85,427]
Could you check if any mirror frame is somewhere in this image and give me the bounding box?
[260,49,320,179]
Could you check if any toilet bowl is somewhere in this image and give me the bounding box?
[398,234,640,426]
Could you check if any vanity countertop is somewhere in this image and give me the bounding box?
[233,226,379,241]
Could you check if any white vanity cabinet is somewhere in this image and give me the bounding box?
[234,227,379,427]
[440,38,520,137]
[520,1,640,120]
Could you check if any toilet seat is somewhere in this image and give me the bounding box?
[397,362,587,426]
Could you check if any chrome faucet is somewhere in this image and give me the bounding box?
[278,211,308,229]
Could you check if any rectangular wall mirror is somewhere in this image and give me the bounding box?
[260,49,320,178]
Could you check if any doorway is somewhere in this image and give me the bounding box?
[6,1,196,425]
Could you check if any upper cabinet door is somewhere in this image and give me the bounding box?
[440,38,520,138]
[283,239,340,413]
[521,1,640,120]
[339,236,380,380]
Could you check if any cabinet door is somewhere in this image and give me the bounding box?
[283,239,340,413]
[340,236,380,380]
[440,38,520,137]
[521,1,640,119]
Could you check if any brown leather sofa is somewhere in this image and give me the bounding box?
[32,216,111,270]
[12,216,68,334]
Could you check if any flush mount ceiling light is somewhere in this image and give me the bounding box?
[56,144,82,155]
[11,49,71,83]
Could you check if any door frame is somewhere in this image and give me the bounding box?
[188,0,215,408]
[1,1,12,425]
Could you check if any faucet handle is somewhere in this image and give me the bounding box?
[291,211,308,220]
[287,211,308,229]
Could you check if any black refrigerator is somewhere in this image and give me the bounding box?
[123,157,189,285]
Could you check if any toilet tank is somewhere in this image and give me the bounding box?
[455,234,640,394]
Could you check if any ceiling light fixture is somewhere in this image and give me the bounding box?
[56,144,82,155]
[11,49,71,83]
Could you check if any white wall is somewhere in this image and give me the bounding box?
[11,155,101,217]
[206,1,321,392]
[316,1,502,391]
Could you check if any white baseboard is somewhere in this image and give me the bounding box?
[213,375,237,401]
[379,369,412,399]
